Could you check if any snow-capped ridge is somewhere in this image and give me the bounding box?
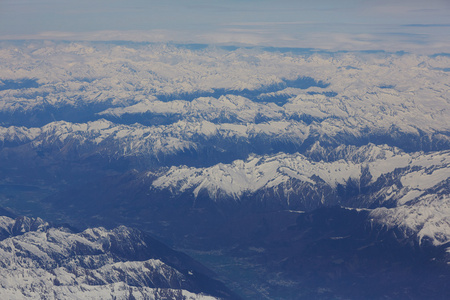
[152,147,449,207]
[0,216,230,299]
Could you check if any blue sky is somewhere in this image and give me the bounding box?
[1,0,449,52]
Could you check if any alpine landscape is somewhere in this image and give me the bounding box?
[0,1,449,299]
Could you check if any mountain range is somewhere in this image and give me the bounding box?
[0,41,449,299]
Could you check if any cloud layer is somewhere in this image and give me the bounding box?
[0,0,449,53]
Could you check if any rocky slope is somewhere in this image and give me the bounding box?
[0,215,238,300]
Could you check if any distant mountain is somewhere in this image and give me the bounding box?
[0,41,449,299]
[31,143,446,248]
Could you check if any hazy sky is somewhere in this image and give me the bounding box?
[1,0,449,52]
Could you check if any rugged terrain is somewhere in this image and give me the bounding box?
[0,41,449,299]
[0,213,238,299]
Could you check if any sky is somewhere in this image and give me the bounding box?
[0,0,450,53]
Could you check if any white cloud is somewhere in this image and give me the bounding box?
[1,29,449,54]
[0,0,449,53]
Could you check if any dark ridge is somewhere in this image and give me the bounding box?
[0,78,40,91]
[256,93,293,105]
[288,113,327,125]
[307,91,338,97]
[106,228,241,299]
[283,76,329,89]
[157,76,329,105]
[345,65,360,70]
[430,52,450,58]
[105,112,182,126]
[379,84,395,89]
[219,45,244,51]
[0,101,117,127]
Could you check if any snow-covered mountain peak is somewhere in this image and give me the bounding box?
[370,193,450,248]
[1,42,448,136]
[0,218,231,299]
[152,152,360,200]
[152,148,449,204]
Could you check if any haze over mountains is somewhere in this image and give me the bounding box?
[0,41,449,299]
